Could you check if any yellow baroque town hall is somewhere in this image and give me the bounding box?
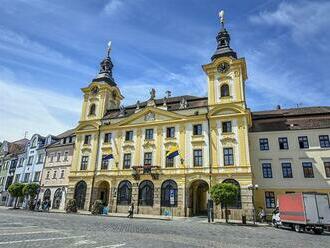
[67,15,253,219]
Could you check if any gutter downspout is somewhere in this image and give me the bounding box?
[206,107,212,189]
[89,125,101,211]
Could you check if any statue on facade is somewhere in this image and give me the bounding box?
[179,97,188,109]
[150,88,156,100]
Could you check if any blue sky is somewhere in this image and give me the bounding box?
[1,0,330,141]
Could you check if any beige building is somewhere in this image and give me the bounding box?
[249,107,330,215]
[39,129,75,210]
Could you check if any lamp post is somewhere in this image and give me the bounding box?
[247,184,258,224]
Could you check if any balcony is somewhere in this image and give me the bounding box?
[131,165,161,180]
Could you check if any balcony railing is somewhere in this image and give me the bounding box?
[131,165,161,180]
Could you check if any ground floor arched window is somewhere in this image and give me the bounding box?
[53,188,62,209]
[43,189,51,201]
[117,180,132,205]
[74,180,87,209]
[138,180,154,206]
[222,179,242,209]
[161,180,178,207]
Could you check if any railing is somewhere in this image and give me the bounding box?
[131,165,161,180]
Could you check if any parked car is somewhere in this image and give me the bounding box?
[272,193,330,234]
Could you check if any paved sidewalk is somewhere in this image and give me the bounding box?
[0,205,269,226]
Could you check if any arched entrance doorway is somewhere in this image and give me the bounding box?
[74,181,87,209]
[188,180,209,216]
[96,181,110,205]
[52,188,62,209]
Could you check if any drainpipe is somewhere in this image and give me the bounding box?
[206,107,212,189]
[89,125,101,211]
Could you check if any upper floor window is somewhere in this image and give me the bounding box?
[84,135,91,145]
[56,152,61,162]
[223,148,234,166]
[193,124,202,136]
[37,154,44,164]
[220,84,230,97]
[60,170,65,179]
[52,170,57,179]
[101,155,109,170]
[33,172,40,182]
[298,136,309,149]
[144,152,152,166]
[104,133,112,143]
[259,138,269,151]
[278,137,289,150]
[281,162,293,178]
[319,135,330,148]
[125,131,133,141]
[18,158,24,167]
[302,162,314,178]
[145,129,154,140]
[89,104,96,116]
[23,173,30,183]
[27,156,34,165]
[123,153,132,169]
[63,151,69,161]
[262,163,272,178]
[50,154,54,163]
[46,171,50,179]
[165,151,174,167]
[80,156,89,170]
[324,162,330,178]
[166,127,175,138]
[222,121,232,133]
[193,149,203,167]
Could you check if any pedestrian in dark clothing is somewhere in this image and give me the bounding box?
[127,203,134,218]
[207,199,214,223]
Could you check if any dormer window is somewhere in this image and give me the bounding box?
[89,104,96,116]
[220,84,230,97]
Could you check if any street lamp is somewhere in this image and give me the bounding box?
[247,184,258,224]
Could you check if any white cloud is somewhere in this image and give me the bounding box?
[250,1,330,45]
[0,26,94,75]
[0,68,81,142]
[104,0,124,15]
[245,47,330,109]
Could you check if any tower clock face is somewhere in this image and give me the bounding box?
[217,62,230,73]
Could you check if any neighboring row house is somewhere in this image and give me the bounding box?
[0,139,29,206]
[39,129,75,210]
[249,107,330,215]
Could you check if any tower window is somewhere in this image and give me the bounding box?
[220,84,230,97]
[89,104,96,116]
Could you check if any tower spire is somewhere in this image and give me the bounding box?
[211,10,237,61]
[92,41,116,86]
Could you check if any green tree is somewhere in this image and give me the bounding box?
[23,183,40,210]
[8,183,25,208]
[210,183,239,223]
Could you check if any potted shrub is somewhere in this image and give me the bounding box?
[65,199,77,213]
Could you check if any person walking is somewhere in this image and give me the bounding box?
[259,208,266,223]
[207,199,214,223]
[127,203,134,218]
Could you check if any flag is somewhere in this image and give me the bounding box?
[103,154,114,160]
[166,146,179,159]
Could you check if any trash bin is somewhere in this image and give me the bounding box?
[242,215,247,224]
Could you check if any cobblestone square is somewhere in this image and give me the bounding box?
[0,209,328,248]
